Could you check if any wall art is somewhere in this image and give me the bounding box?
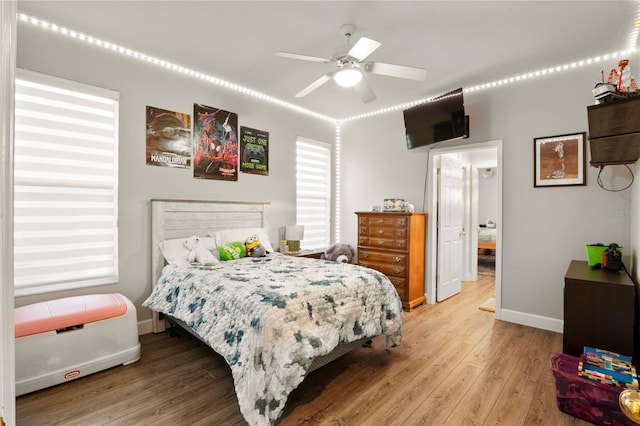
[145,106,191,168]
[193,103,238,181]
[240,126,269,176]
[534,132,586,187]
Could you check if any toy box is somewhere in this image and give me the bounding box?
[15,293,141,395]
[551,353,635,425]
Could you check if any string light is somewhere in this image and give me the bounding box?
[17,13,334,124]
[18,11,639,126]
[342,47,637,123]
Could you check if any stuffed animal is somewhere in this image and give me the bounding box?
[245,234,267,258]
[322,243,355,264]
[184,235,218,265]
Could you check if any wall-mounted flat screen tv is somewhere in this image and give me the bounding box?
[404,88,468,150]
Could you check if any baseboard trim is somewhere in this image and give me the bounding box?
[137,319,154,336]
[497,308,563,333]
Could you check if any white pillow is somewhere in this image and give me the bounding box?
[159,236,217,265]
[210,227,274,253]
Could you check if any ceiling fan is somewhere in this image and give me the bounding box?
[275,24,428,103]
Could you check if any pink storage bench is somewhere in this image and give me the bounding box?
[15,293,141,396]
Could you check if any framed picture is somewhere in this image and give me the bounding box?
[534,132,586,187]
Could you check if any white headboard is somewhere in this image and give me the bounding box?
[150,199,270,332]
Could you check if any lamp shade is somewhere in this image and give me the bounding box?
[333,68,363,87]
[285,225,304,241]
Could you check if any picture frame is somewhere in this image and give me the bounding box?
[534,132,586,187]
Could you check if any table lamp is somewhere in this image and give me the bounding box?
[285,225,304,252]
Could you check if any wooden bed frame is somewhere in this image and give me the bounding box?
[478,241,496,250]
[149,199,374,372]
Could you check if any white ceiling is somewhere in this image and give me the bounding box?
[17,1,639,120]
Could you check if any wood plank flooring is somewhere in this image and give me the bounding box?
[16,276,591,425]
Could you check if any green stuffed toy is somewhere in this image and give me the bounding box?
[216,241,246,261]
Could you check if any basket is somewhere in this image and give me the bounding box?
[586,244,623,267]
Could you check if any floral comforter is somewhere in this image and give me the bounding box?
[142,254,403,426]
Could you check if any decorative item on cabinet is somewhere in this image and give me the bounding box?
[356,211,426,311]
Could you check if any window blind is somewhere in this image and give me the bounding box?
[296,138,331,250]
[14,69,119,296]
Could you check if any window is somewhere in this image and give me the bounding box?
[296,137,331,250]
[14,69,119,296]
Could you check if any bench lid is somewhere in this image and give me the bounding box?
[15,293,128,338]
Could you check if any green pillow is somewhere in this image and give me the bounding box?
[217,241,246,261]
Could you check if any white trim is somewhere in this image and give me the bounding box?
[425,140,503,321]
[1,2,16,425]
[137,319,154,336]
[498,309,563,334]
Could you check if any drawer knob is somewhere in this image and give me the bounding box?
[392,279,401,285]
[377,219,384,224]
[377,240,385,245]
[398,219,406,225]
[393,256,401,263]
[393,268,401,274]
[377,229,385,235]
[362,252,369,258]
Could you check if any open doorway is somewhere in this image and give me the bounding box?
[425,141,503,319]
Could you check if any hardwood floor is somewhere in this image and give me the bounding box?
[16,276,590,425]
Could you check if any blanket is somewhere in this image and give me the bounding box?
[143,254,403,425]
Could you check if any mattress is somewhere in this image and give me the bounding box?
[143,254,403,426]
[478,227,497,242]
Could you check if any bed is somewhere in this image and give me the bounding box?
[478,226,497,251]
[143,199,404,426]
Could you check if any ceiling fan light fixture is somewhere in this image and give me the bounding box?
[333,68,363,87]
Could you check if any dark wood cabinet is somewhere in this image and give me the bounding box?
[563,260,637,360]
[587,95,640,166]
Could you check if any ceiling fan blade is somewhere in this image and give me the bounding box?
[294,73,333,98]
[353,78,377,104]
[347,37,382,61]
[275,51,332,63]
[364,61,428,81]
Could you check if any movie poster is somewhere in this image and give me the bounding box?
[146,106,192,168]
[240,126,269,176]
[193,104,238,181]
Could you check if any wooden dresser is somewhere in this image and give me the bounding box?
[356,211,426,310]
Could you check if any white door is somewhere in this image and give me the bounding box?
[437,154,464,301]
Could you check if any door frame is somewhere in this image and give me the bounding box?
[1,1,16,425]
[425,140,503,320]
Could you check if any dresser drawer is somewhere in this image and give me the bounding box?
[358,250,406,266]
[359,226,407,239]
[358,215,408,227]
[358,260,406,278]
[387,276,407,299]
[358,236,407,250]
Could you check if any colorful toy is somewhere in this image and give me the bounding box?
[245,234,267,257]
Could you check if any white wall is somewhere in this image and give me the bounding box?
[342,63,633,327]
[15,24,335,325]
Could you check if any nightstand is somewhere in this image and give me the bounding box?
[281,249,324,259]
